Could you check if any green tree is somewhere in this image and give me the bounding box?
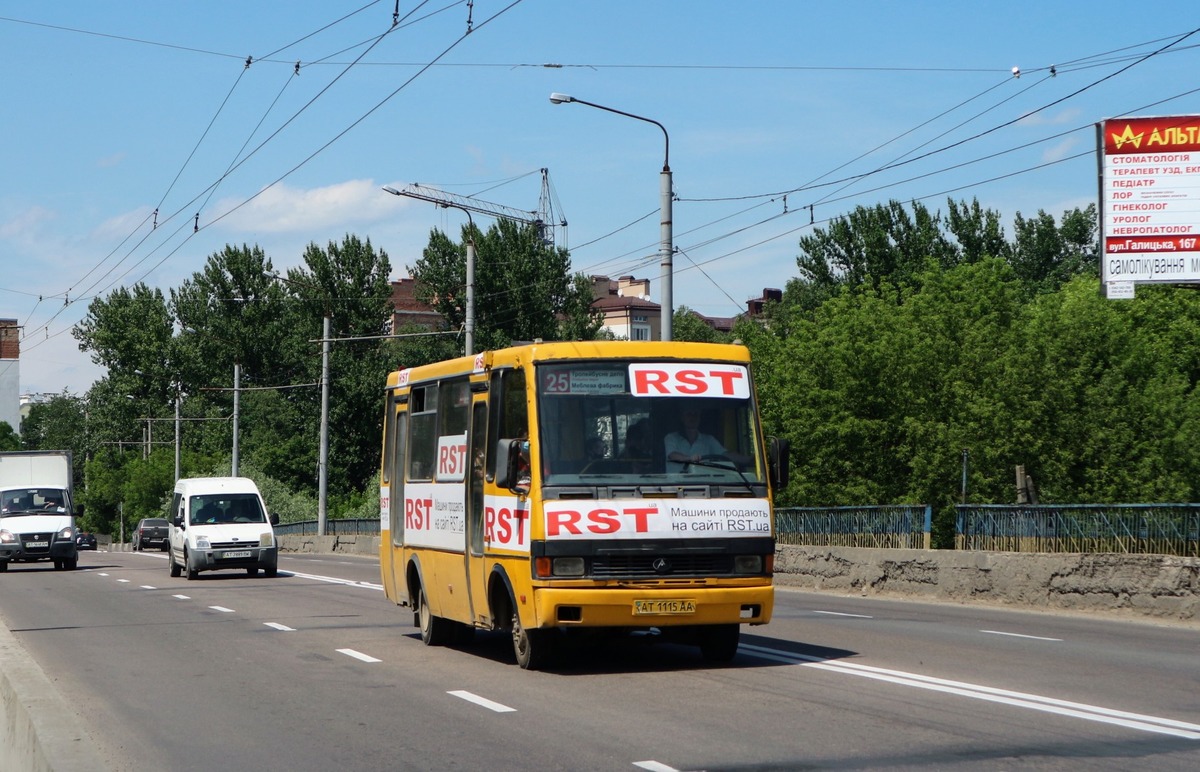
[0,420,21,451]
[410,219,598,348]
[1009,204,1097,294]
[673,307,729,343]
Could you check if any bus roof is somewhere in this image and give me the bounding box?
[386,340,752,390]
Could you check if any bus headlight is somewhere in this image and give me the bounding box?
[552,557,585,577]
[733,555,762,574]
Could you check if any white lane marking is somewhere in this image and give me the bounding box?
[740,643,1200,739]
[448,690,516,713]
[208,606,235,613]
[264,622,295,632]
[337,648,381,663]
[117,579,130,583]
[812,610,873,618]
[981,629,1063,642]
[140,585,157,590]
[633,762,679,772]
[97,572,109,576]
[172,594,190,600]
[284,569,384,591]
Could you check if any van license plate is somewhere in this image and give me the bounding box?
[634,599,695,615]
[222,550,252,559]
[26,541,49,548]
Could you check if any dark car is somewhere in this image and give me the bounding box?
[133,518,170,551]
[75,531,98,550]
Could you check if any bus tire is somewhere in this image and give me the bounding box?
[512,611,554,670]
[418,586,451,646]
[699,624,740,662]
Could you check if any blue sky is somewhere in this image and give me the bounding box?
[2,1,1197,395]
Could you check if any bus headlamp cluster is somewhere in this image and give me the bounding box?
[734,555,763,574]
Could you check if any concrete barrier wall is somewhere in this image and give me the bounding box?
[279,536,1198,623]
[0,622,98,772]
[775,545,1200,622]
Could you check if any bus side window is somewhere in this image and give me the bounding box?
[409,384,437,481]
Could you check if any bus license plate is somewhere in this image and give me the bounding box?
[222,550,252,559]
[634,599,695,615]
[26,541,49,548]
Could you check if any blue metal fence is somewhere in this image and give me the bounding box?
[274,518,380,536]
[775,505,932,549]
[277,504,1200,556]
[956,503,1200,556]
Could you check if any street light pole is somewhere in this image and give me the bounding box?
[549,92,673,341]
[382,185,476,356]
[232,361,240,476]
[318,314,331,536]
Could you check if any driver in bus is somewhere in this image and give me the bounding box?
[664,406,729,471]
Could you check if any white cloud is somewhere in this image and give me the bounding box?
[212,179,404,235]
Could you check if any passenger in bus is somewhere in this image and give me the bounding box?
[621,420,654,472]
[585,436,607,461]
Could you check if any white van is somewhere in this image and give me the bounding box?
[167,477,279,579]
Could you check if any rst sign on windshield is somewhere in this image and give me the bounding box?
[628,363,750,399]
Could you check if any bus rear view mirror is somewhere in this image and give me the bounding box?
[495,438,530,494]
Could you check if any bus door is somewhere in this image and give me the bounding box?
[465,400,489,627]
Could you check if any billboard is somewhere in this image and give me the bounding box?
[1098,115,1200,291]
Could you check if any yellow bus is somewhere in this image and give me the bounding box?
[379,340,789,669]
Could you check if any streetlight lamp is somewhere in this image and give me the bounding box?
[382,185,476,356]
[549,92,674,341]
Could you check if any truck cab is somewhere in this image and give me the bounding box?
[1,451,80,572]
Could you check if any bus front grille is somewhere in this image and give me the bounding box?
[590,554,733,578]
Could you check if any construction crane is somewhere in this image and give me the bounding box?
[382,168,567,249]
[382,169,568,357]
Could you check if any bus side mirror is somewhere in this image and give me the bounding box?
[768,437,790,490]
[494,438,527,493]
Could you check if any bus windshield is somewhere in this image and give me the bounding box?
[535,360,765,487]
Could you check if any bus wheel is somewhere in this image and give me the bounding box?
[512,611,554,670]
[418,587,451,646]
[699,624,740,662]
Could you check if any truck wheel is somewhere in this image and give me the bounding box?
[0,561,8,573]
[418,586,451,646]
[65,557,78,571]
[53,559,63,571]
[512,610,555,670]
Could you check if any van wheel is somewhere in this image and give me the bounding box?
[699,624,740,662]
[185,550,198,580]
[247,567,259,576]
[53,560,63,570]
[417,587,451,646]
[264,565,278,578]
[169,552,182,577]
[0,562,7,573]
[65,557,78,570]
[512,610,554,670]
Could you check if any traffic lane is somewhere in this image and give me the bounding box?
[768,587,1200,722]
[8,554,1199,770]
[3,553,664,770]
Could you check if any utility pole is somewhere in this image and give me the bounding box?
[318,314,330,537]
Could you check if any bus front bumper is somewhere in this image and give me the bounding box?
[531,583,773,629]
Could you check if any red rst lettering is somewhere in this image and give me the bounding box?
[674,369,706,394]
[625,506,658,532]
[709,368,745,395]
[633,369,670,394]
[586,508,620,534]
[547,509,582,536]
[405,498,432,529]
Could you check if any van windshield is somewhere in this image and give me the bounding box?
[189,493,266,525]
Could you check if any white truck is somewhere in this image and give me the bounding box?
[0,450,80,572]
